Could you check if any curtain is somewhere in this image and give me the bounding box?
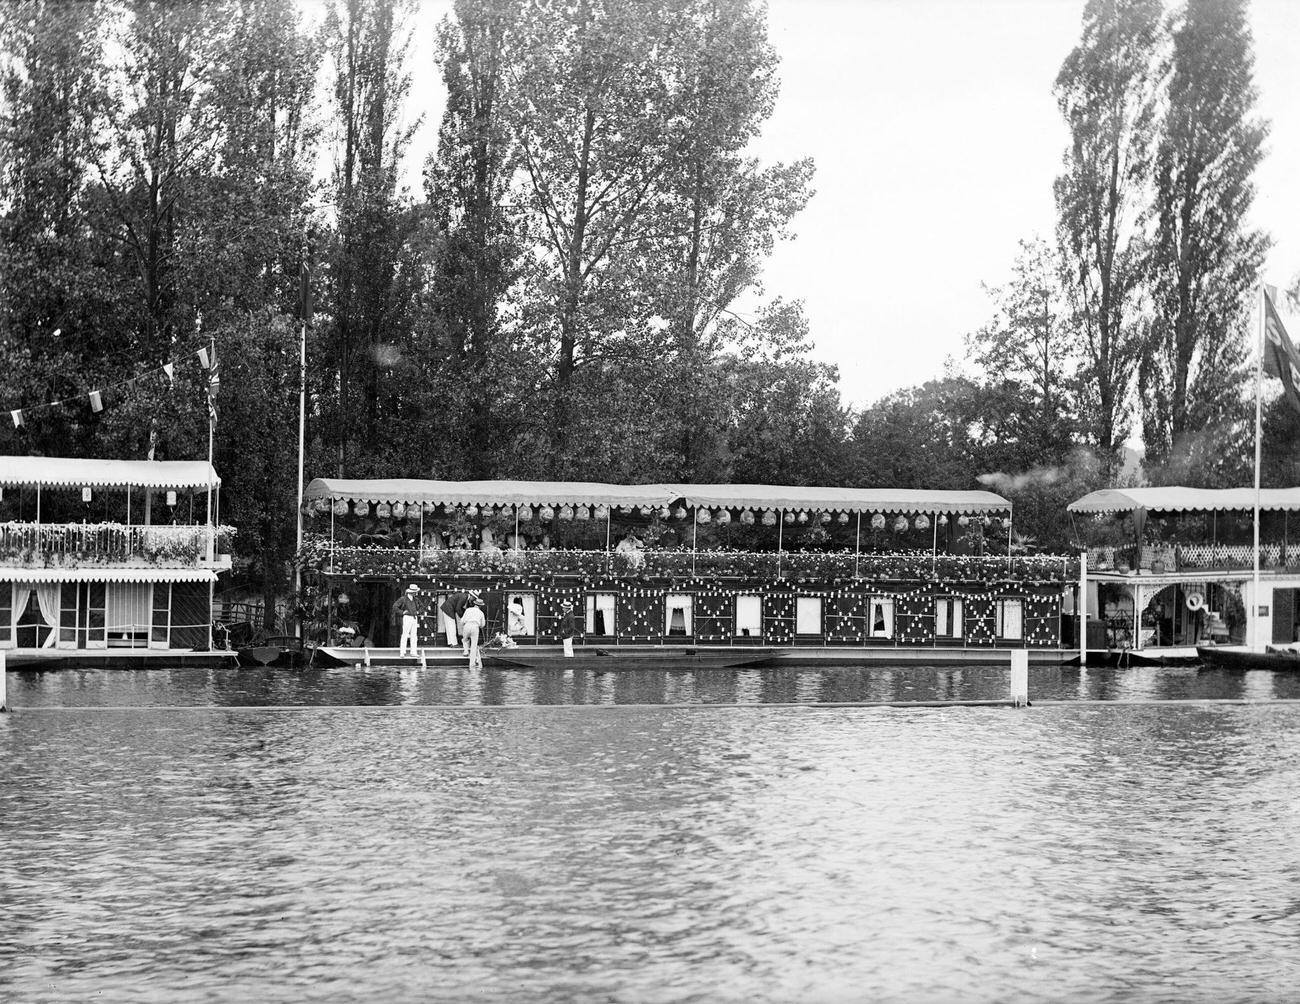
[587,594,615,634]
[870,598,894,638]
[666,594,692,635]
[736,595,762,637]
[34,583,59,647]
[796,597,822,635]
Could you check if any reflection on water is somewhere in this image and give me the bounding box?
[3,704,1299,1002]
[9,661,1300,708]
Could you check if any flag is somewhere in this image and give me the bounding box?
[207,341,219,426]
[163,362,174,385]
[89,390,103,413]
[10,409,22,429]
[197,346,210,370]
[1263,286,1300,413]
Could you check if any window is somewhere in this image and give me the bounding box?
[586,593,615,635]
[665,594,693,636]
[505,593,536,636]
[0,582,10,647]
[796,597,823,635]
[935,597,963,639]
[996,598,1024,640]
[106,583,151,648]
[868,597,894,639]
[152,584,171,648]
[735,595,762,637]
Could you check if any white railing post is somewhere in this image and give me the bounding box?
[1010,649,1029,707]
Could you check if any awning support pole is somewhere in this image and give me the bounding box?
[777,510,783,579]
[931,512,938,574]
[854,512,861,579]
[330,505,336,573]
[1007,510,1013,571]
[692,506,698,577]
[605,507,611,574]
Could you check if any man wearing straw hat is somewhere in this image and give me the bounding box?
[440,588,482,653]
[392,583,423,657]
[558,599,577,658]
[461,595,487,669]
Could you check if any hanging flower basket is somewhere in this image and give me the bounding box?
[871,513,886,530]
[659,506,671,519]
[762,510,776,526]
[914,513,930,530]
[353,501,371,519]
[674,506,687,519]
[820,512,832,524]
[938,513,949,526]
[559,505,574,521]
[740,509,754,525]
[422,502,438,516]
[1001,516,1013,529]
[717,510,731,525]
[893,515,909,532]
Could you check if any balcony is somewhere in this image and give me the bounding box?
[1087,543,1300,575]
[0,521,235,570]
[303,537,1077,583]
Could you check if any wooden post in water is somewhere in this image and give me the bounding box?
[1010,649,1029,707]
[0,649,7,712]
[1079,549,1088,666]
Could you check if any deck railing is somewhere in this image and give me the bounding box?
[302,537,1077,582]
[1087,542,1300,574]
[0,521,235,568]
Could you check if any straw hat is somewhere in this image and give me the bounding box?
[406,583,419,593]
[560,599,574,610]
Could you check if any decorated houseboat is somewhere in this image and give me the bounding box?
[1069,486,1300,665]
[0,456,235,667]
[299,479,1079,668]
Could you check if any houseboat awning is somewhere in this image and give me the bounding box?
[664,485,1012,514]
[1068,487,1300,515]
[0,567,219,583]
[0,457,220,489]
[303,478,678,509]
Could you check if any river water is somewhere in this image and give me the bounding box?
[4,667,1300,1002]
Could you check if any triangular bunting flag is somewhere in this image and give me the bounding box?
[163,362,174,384]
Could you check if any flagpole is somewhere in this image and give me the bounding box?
[1252,284,1265,651]
[295,295,307,601]
[206,334,216,653]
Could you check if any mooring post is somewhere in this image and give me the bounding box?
[1010,649,1029,707]
[419,648,427,670]
[0,649,7,712]
[363,647,371,668]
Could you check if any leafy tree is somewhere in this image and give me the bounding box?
[1139,0,1268,485]
[1054,0,1161,475]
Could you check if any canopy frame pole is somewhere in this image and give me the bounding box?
[1252,284,1265,649]
[605,507,611,574]
[855,512,861,579]
[692,506,698,577]
[777,510,783,579]
[515,504,520,551]
[1007,509,1013,571]
[931,511,938,574]
[330,504,336,574]
[420,502,425,552]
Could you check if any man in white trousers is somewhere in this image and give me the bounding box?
[461,597,487,669]
[392,583,422,657]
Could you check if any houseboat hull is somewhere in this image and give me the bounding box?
[4,648,239,670]
[1196,645,1300,671]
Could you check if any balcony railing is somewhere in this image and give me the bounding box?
[302,538,1077,583]
[1087,543,1300,574]
[0,521,235,569]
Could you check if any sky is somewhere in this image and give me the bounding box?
[374,0,1300,411]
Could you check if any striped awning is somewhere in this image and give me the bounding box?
[0,567,219,583]
[0,456,220,489]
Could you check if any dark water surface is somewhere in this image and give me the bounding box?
[4,670,1300,1002]
[10,661,1300,707]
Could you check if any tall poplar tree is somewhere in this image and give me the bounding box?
[1054,0,1161,477]
[1139,0,1268,484]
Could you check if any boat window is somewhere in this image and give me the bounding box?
[868,597,894,639]
[935,597,963,639]
[996,598,1023,640]
[107,583,151,648]
[735,595,762,637]
[665,594,693,636]
[586,593,615,635]
[796,597,822,635]
[505,593,535,636]
[0,582,10,647]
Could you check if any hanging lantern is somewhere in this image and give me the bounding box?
[871,513,886,530]
[540,505,555,521]
[423,501,438,516]
[466,504,479,518]
[698,508,711,524]
[795,511,807,524]
[353,501,371,519]
[674,506,687,519]
[762,510,776,526]
[821,512,832,524]
[893,515,909,532]
[981,515,992,527]
[837,512,850,524]
[595,504,610,520]
[958,515,970,526]
[717,509,731,526]
[559,505,574,521]
[573,505,588,521]
[938,513,949,526]
[1002,516,1013,529]
[783,511,795,524]
[333,499,349,518]
[376,502,392,519]
[741,509,755,526]
[391,501,406,520]
[914,513,930,530]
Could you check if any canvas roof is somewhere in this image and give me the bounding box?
[0,456,220,489]
[1067,487,1300,514]
[304,478,1011,514]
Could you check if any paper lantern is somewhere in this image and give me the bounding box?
[893,515,909,532]
[466,504,479,518]
[540,505,555,521]
[672,506,686,519]
[717,510,731,525]
[333,500,349,517]
[741,509,755,525]
[595,504,610,520]
[696,509,711,524]
[376,502,392,518]
[423,502,438,516]
[821,512,832,524]
[559,505,574,521]
[938,513,949,526]
[914,513,930,530]
[353,501,371,518]
[784,512,795,524]
[837,512,849,524]
[576,505,590,521]
[958,515,970,526]
[871,513,886,530]
[391,501,406,520]
[762,510,776,526]
[659,506,671,519]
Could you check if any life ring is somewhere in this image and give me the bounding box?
[1185,590,1206,612]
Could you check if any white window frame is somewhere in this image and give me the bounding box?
[868,597,895,639]
[735,595,762,638]
[935,597,963,639]
[665,594,693,636]
[996,598,1024,641]
[795,596,823,635]
[585,593,616,635]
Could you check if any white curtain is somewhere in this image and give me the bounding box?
[736,595,762,637]
[34,583,60,647]
[586,594,615,634]
[666,594,693,635]
[796,597,822,635]
[999,599,1023,640]
[870,598,894,638]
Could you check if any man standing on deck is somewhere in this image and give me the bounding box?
[392,583,423,657]
[440,589,482,652]
[559,599,576,657]
[461,597,487,669]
